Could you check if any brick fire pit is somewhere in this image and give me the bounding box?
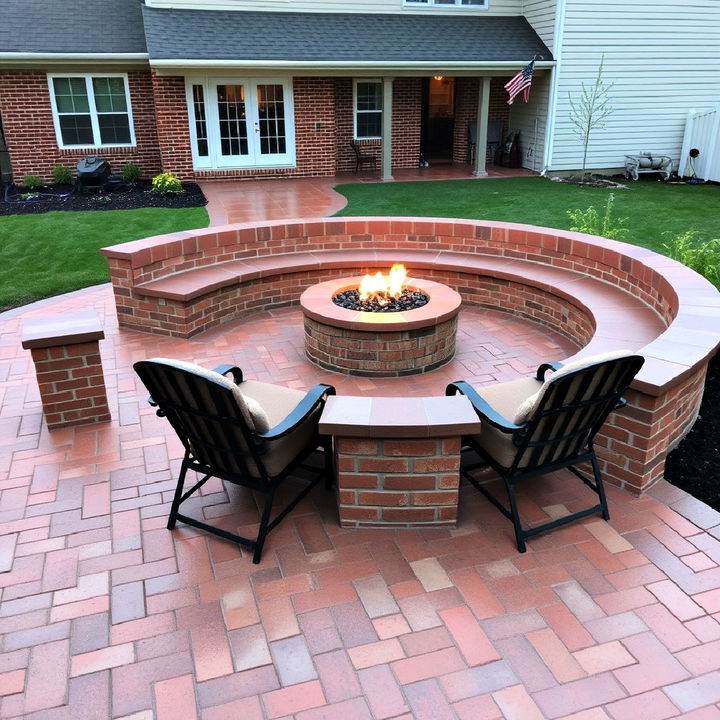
[300,276,462,376]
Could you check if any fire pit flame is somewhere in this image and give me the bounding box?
[359,263,408,304]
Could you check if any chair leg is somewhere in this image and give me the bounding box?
[167,462,189,530]
[504,479,527,553]
[252,487,277,564]
[591,457,610,520]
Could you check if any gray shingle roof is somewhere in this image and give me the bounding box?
[142,7,551,64]
[1,0,146,54]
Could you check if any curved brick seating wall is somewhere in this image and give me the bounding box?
[102,217,720,495]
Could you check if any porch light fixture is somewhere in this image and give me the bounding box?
[433,75,444,81]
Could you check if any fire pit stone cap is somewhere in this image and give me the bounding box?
[301,276,461,332]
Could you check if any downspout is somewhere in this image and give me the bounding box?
[542,0,567,174]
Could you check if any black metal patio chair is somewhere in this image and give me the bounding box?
[446,351,645,552]
[134,358,336,563]
[350,140,378,173]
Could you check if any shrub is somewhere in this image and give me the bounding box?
[52,165,73,185]
[567,193,628,241]
[22,174,44,190]
[151,172,183,194]
[122,162,141,183]
[663,231,720,287]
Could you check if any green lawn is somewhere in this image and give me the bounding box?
[2,176,718,311]
[0,206,208,310]
[334,176,720,254]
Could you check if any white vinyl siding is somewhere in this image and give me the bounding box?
[521,0,555,49]
[508,70,550,171]
[145,0,522,15]
[549,0,720,172]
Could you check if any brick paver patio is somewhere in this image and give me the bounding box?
[3,172,720,718]
[2,280,720,719]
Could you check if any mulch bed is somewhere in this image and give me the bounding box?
[664,351,720,511]
[0,180,207,215]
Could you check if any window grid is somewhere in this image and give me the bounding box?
[354,81,383,140]
[217,84,249,157]
[50,75,133,148]
[257,84,287,155]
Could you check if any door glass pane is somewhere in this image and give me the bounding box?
[217,84,248,156]
[192,84,208,157]
[257,84,286,155]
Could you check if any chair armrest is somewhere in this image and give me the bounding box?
[446,381,524,433]
[257,384,336,441]
[536,361,564,381]
[214,364,244,384]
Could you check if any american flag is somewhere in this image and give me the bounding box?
[504,60,535,105]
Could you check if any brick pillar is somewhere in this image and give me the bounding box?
[319,395,481,529]
[22,312,111,430]
[335,436,462,527]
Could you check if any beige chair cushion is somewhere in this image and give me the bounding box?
[513,350,633,424]
[239,380,317,477]
[470,376,543,468]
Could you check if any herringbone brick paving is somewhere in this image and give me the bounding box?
[2,284,720,718]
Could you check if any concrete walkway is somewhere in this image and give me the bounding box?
[200,164,536,225]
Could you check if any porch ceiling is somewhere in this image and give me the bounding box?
[142,8,553,71]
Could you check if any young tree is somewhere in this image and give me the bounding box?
[568,54,614,177]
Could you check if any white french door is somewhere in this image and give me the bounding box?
[187,77,295,169]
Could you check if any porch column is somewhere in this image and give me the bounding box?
[474,76,491,177]
[382,77,394,181]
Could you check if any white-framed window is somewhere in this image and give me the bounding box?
[48,74,135,148]
[404,0,488,7]
[354,80,382,140]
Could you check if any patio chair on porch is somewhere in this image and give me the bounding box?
[134,358,336,563]
[350,140,378,173]
[446,351,644,552]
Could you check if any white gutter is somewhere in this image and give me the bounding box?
[151,59,556,71]
[542,0,566,173]
[0,52,149,61]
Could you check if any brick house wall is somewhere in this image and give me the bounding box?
[1,68,501,183]
[0,69,162,182]
[335,77,422,173]
[153,73,339,181]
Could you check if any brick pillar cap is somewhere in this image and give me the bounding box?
[21,311,104,349]
[319,395,481,438]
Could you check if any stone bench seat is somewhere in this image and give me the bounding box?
[135,247,666,364]
[103,217,720,494]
